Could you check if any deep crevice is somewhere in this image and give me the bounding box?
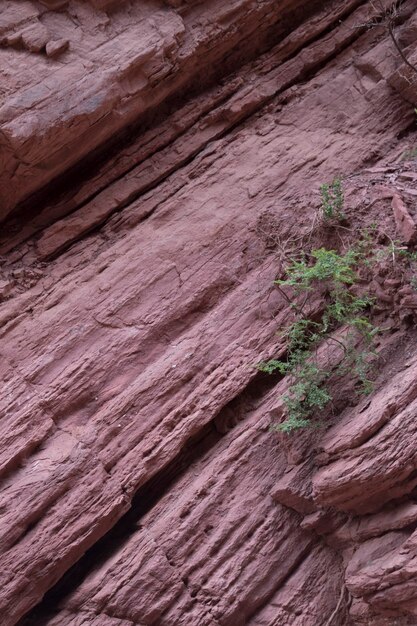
[12,0,379,264]
[17,369,283,625]
[1,0,328,238]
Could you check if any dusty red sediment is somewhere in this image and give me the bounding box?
[1,1,417,625]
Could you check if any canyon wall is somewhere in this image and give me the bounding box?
[1,1,417,624]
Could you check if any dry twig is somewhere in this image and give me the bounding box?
[323,585,350,626]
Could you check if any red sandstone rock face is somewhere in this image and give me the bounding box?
[1,0,417,625]
[0,0,318,221]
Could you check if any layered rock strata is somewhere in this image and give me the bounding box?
[1,0,417,625]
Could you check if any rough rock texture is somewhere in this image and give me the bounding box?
[0,0,324,220]
[1,0,417,625]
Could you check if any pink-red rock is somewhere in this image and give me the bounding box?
[1,1,417,625]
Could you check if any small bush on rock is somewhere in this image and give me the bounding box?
[320,177,345,222]
[258,247,378,432]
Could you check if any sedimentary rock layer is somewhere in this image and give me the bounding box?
[0,0,325,220]
[1,0,417,625]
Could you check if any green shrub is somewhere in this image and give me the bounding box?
[258,247,378,432]
[320,177,345,221]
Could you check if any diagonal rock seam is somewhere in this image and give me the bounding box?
[17,369,285,625]
[2,0,417,624]
[1,0,371,257]
[0,0,327,221]
[34,0,377,262]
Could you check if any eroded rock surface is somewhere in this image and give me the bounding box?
[1,0,417,625]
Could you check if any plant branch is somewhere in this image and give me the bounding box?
[323,585,348,626]
[274,283,307,318]
[387,20,417,74]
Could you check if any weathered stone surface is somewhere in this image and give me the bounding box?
[1,0,417,625]
[312,355,417,514]
[0,0,318,221]
[45,38,69,58]
[23,394,344,626]
[392,193,417,244]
